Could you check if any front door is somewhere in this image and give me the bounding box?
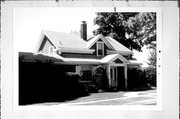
[110,66,117,87]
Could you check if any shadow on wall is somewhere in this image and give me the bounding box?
[19,54,89,105]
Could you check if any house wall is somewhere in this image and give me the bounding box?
[61,53,100,59]
[75,65,99,82]
[76,65,92,76]
[38,36,54,53]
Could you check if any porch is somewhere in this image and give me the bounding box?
[74,63,127,90]
[106,64,127,90]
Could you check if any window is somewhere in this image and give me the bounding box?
[49,46,54,53]
[97,42,104,56]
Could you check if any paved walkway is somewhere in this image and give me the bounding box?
[64,90,156,105]
[30,89,156,106]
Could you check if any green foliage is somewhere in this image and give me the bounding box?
[143,66,156,87]
[147,48,156,67]
[127,66,147,89]
[19,54,88,105]
[127,12,156,48]
[66,72,81,82]
[93,12,156,51]
[92,65,108,91]
[127,65,156,89]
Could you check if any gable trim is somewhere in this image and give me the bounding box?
[34,31,45,52]
[100,54,130,64]
[109,54,130,63]
[114,58,124,63]
[34,31,58,53]
[87,34,115,50]
[43,31,58,49]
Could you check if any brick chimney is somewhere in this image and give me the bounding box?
[80,21,87,41]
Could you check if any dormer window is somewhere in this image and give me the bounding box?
[49,46,54,53]
[96,41,104,56]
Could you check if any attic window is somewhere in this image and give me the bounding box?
[49,46,54,53]
[96,41,104,56]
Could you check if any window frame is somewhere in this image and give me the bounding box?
[96,41,104,56]
[49,46,54,53]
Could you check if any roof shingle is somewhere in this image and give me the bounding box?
[42,30,132,54]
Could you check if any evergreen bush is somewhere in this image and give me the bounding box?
[143,66,156,87]
[92,65,108,91]
[127,66,147,89]
[19,54,88,105]
[127,65,156,90]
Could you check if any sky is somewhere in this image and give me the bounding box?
[13,7,149,66]
[14,7,107,52]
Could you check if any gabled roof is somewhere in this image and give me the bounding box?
[36,30,133,54]
[20,52,141,65]
[19,52,63,62]
[100,54,130,63]
[106,37,133,53]
[42,30,89,49]
[86,34,115,50]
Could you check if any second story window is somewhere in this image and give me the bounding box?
[97,41,104,56]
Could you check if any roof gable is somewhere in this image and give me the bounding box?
[35,30,133,55]
[106,37,133,54]
[114,58,123,63]
[86,34,115,50]
[43,30,88,49]
[100,54,130,63]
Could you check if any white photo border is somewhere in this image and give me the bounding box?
[1,1,179,119]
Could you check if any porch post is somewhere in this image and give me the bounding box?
[107,64,111,88]
[124,65,128,89]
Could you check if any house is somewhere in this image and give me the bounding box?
[35,21,141,89]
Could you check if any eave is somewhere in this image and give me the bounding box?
[107,50,133,55]
[59,47,95,54]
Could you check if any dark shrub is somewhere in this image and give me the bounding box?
[127,66,148,89]
[19,54,88,105]
[92,65,108,91]
[143,66,156,87]
[65,72,88,96]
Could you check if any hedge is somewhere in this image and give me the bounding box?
[127,65,156,89]
[143,66,156,87]
[92,65,108,91]
[19,57,88,105]
[127,66,147,89]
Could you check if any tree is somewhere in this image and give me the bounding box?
[147,47,156,67]
[126,12,156,50]
[94,12,141,51]
[127,12,157,66]
[93,12,156,51]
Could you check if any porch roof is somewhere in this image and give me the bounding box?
[36,53,133,64]
[20,52,141,65]
[19,52,64,62]
[100,54,130,63]
[100,54,119,63]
